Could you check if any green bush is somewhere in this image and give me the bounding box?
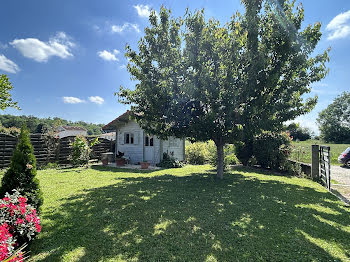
[235,140,253,166]
[0,126,43,211]
[253,131,292,170]
[38,162,59,170]
[157,152,184,168]
[185,142,209,164]
[208,142,239,169]
[0,125,20,137]
[70,136,90,167]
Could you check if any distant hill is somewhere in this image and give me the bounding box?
[0,114,105,135]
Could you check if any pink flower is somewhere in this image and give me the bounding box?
[18,197,27,204]
[35,224,41,233]
[15,218,24,225]
[2,197,10,202]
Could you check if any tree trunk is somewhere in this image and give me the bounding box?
[216,139,224,179]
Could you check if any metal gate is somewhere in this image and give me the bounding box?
[319,146,331,190]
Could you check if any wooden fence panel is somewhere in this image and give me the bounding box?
[0,134,113,168]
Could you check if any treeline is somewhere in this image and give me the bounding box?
[0,114,104,135]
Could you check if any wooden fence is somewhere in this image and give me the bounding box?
[0,133,113,169]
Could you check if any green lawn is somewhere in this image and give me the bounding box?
[291,140,350,165]
[29,165,350,262]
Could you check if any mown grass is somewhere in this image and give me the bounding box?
[291,140,350,165]
[29,165,350,262]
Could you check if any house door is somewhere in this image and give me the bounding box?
[144,135,154,163]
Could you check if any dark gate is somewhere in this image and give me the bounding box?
[319,145,331,190]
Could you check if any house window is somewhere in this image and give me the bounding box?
[145,135,153,146]
[124,133,134,144]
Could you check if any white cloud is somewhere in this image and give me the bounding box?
[133,4,151,18]
[89,96,104,105]
[97,50,119,61]
[111,23,140,34]
[119,64,126,69]
[326,10,350,40]
[63,96,85,104]
[11,32,75,62]
[113,49,120,55]
[0,54,20,73]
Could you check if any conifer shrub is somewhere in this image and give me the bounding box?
[0,126,43,211]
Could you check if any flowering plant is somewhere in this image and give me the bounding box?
[0,223,24,261]
[0,190,41,243]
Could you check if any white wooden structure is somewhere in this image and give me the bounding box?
[103,111,185,165]
[55,126,87,138]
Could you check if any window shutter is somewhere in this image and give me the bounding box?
[119,132,124,145]
[134,131,140,145]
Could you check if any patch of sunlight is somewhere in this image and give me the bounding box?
[103,226,117,238]
[140,193,157,201]
[298,230,348,261]
[29,248,60,261]
[120,227,137,238]
[185,216,197,223]
[313,214,350,233]
[61,247,86,261]
[231,213,252,229]
[134,235,143,244]
[121,202,135,209]
[212,240,222,251]
[205,254,218,262]
[192,225,201,233]
[153,218,175,235]
[295,204,341,215]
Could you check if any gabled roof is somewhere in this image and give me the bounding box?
[102,110,131,130]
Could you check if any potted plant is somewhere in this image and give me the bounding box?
[115,151,126,166]
[140,161,150,169]
[116,157,126,166]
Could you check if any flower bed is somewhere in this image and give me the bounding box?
[0,190,41,261]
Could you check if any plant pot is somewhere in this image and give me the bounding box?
[140,161,150,169]
[102,159,108,166]
[116,158,126,166]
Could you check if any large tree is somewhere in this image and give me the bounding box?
[0,74,20,110]
[119,0,329,178]
[317,92,350,143]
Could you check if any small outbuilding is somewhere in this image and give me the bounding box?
[55,126,87,138]
[102,111,185,165]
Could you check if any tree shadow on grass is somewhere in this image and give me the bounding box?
[90,164,166,174]
[30,169,350,261]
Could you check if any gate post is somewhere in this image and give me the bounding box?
[311,145,319,180]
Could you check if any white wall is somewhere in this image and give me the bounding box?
[162,137,185,161]
[116,120,185,164]
[116,121,144,164]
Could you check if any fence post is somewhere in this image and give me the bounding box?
[311,145,319,180]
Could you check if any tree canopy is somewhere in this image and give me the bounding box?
[118,0,329,178]
[0,114,104,135]
[0,74,20,110]
[317,92,350,143]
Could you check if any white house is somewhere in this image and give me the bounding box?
[102,111,185,165]
[55,126,87,138]
[99,132,116,141]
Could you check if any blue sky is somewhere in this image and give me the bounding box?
[0,0,349,134]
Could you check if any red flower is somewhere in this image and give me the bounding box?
[18,197,27,204]
[15,218,24,225]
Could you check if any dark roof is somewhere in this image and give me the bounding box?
[61,126,87,131]
[102,111,131,130]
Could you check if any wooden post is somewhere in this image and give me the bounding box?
[311,145,320,180]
